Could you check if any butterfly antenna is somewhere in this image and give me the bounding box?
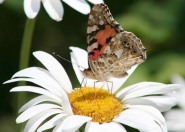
[53,52,86,69]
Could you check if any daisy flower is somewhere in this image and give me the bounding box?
[165,75,185,132]
[5,49,180,132]
[24,0,104,21]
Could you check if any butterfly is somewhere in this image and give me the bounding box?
[82,3,146,82]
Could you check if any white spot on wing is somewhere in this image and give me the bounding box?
[104,46,111,54]
[87,42,98,52]
[99,20,104,25]
[87,25,98,34]
[115,49,123,58]
[87,27,91,34]
[92,25,98,31]
[89,15,93,19]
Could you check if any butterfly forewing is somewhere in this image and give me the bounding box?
[83,3,146,82]
[87,3,123,61]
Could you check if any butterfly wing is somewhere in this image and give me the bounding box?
[89,31,146,78]
[87,3,123,61]
[106,31,146,77]
[84,3,146,81]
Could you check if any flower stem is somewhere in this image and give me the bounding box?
[17,18,36,132]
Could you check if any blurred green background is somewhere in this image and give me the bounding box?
[0,0,185,131]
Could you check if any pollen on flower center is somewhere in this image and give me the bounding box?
[68,87,123,123]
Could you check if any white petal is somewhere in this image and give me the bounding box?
[87,0,104,4]
[100,122,126,132]
[10,86,61,102]
[171,75,185,85]
[175,91,185,109]
[33,51,72,93]
[24,0,41,19]
[126,105,166,131]
[117,82,180,100]
[144,96,177,112]
[0,0,4,4]
[5,78,62,98]
[16,104,61,123]
[170,75,185,109]
[165,109,185,131]
[11,85,73,115]
[70,47,88,84]
[53,115,91,132]
[60,87,73,115]
[110,64,139,93]
[63,0,90,14]
[9,67,65,94]
[37,113,67,132]
[24,109,62,132]
[125,96,178,112]
[113,105,166,132]
[116,82,163,98]
[19,95,57,113]
[85,122,102,132]
[70,46,88,69]
[42,0,64,21]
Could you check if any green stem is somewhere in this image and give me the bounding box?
[17,18,36,132]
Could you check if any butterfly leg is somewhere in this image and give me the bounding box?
[80,77,87,100]
[80,77,88,87]
[106,81,113,94]
[93,81,99,101]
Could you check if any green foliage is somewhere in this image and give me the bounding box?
[0,0,185,131]
[3,0,23,12]
[124,52,185,86]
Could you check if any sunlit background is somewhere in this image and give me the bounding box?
[0,0,185,131]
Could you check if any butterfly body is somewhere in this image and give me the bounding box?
[82,3,146,82]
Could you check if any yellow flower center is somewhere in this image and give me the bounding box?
[68,87,123,123]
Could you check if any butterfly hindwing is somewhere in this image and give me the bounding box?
[88,31,146,76]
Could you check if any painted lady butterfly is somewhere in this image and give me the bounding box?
[82,3,146,82]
